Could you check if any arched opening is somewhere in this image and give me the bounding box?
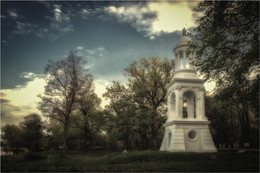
[182,90,197,119]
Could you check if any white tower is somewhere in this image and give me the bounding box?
[160,28,217,152]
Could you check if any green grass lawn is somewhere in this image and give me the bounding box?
[1,150,259,172]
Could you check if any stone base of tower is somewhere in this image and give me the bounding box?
[160,120,217,152]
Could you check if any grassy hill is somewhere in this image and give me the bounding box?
[1,150,259,172]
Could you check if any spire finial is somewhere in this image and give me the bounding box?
[182,27,187,36]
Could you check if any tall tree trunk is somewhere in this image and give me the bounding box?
[83,115,88,152]
[235,102,251,147]
[61,121,69,157]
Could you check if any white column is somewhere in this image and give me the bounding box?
[200,90,207,120]
[176,53,179,71]
[196,97,201,119]
[167,94,171,122]
[187,97,191,119]
[179,97,183,119]
[175,89,182,119]
[177,52,180,70]
[188,95,194,119]
[183,51,186,69]
[189,52,194,70]
[186,53,189,69]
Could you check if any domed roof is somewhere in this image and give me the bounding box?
[174,28,192,51]
[177,36,191,45]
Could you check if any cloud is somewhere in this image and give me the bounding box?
[104,3,157,39]
[104,2,199,39]
[4,2,198,41]
[51,4,71,23]
[93,79,111,108]
[20,72,41,79]
[4,2,75,41]
[7,9,18,18]
[148,2,197,34]
[42,3,74,41]
[14,21,36,34]
[86,47,107,57]
[5,9,38,36]
[80,8,90,19]
[74,46,108,70]
[76,46,84,50]
[1,73,45,126]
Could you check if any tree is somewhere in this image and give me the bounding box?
[191,1,259,146]
[78,84,101,138]
[21,114,44,152]
[125,57,174,149]
[192,1,258,80]
[104,57,174,150]
[39,52,93,156]
[205,95,240,148]
[1,124,23,153]
[71,89,105,151]
[104,81,140,150]
[46,119,63,149]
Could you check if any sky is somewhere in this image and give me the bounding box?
[1,0,215,126]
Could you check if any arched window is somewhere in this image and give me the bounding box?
[182,90,196,119]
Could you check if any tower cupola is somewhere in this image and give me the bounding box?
[174,28,194,72]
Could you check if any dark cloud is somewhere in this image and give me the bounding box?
[1,98,9,104]
[143,12,157,20]
[1,112,24,126]
[1,99,24,126]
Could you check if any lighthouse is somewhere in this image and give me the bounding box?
[160,28,217,152]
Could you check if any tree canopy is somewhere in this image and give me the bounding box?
[191,1,259,146]
[191,1,259,82]
[104,57,174,150]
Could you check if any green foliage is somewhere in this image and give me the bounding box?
[104,57,174,150]
[1,114,45,152]
[46,120,63,149]
[205,96,240,147]
[192,1,259,81]
[191,1,259,146]
[21,114,44,152]
[1,124,24,151]
[69,82,108,151]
